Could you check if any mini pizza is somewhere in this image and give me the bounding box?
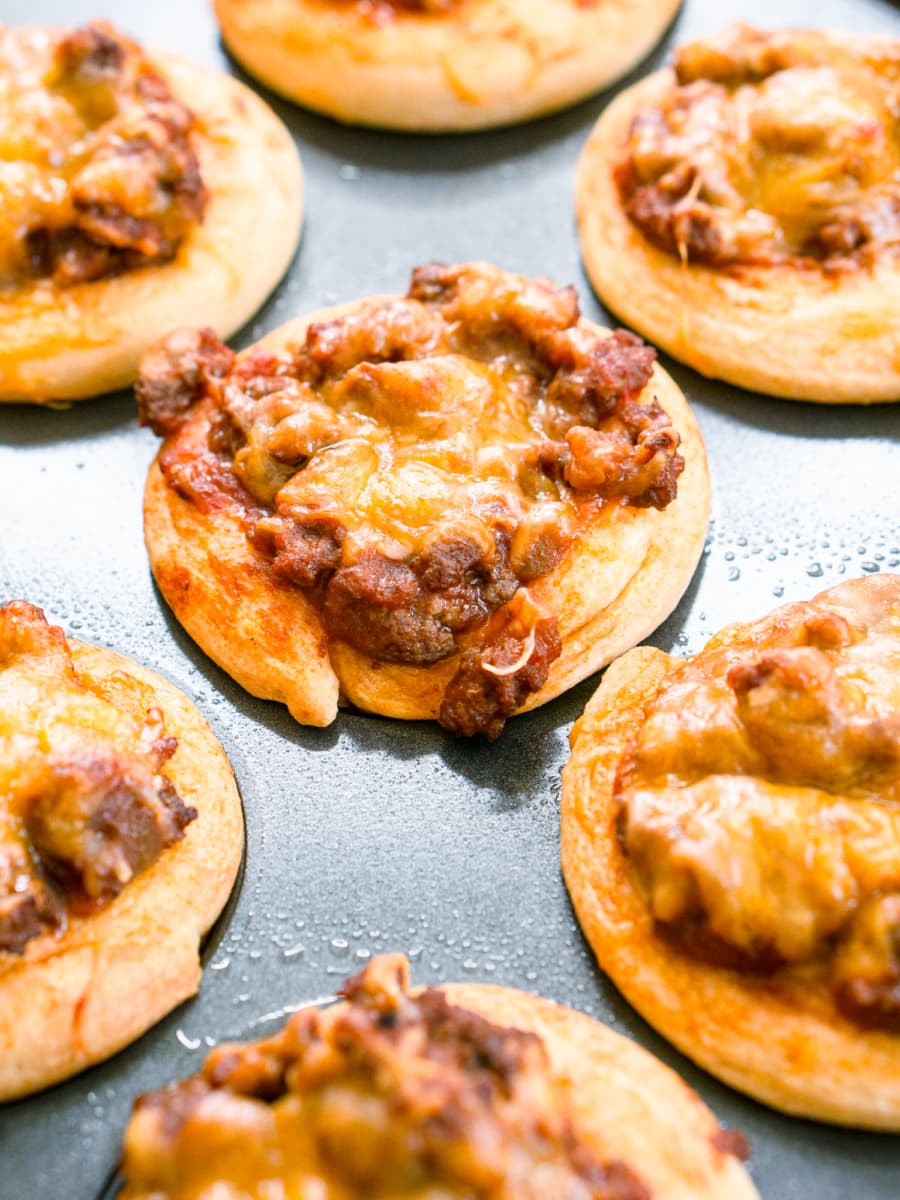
[138,261,710,739]
[118,953,758,1199]
[212,0,682,132]
[561,575,900,1129]
[0,20,302,404]
[576,24,900,403]
[0,601,243,1101]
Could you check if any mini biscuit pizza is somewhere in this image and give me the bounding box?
[212,0,682,132]
[118,954,758,1199]
[0,21,302,404]
[561,576,900,1129]
[576,25,900,403]
[138,262,710,739]
[0,601,243,1100]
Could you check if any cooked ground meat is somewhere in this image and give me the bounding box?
[564,399,683,509]
[440,616,563,739]
[137,329,235,438]
[140,262,683,735]
[298,298,449,379]
[324,555,456,664]
[0,842,65,954]
[544,329,657,427]
[616,27,900,269]
[24,753,195,906]
[121,955,650,1200]
[249,515,346,588]
[832,894,900,1031]
[0,601,195,956]
[323,535,522,668]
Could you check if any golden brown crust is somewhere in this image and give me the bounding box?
[561,577,900,1128]
[142,283,710,733]
[0,29,302,405]
[213,0,681,132]
[0,639,243,1101]
[576,33,900,404]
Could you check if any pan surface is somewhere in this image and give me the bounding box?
[1,0,899,1195]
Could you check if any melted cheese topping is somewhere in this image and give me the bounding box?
[619,578,900,1020]
[0,29,82,281]
[0,22,204,287]
[622,26,900,265]
[238,345,578,566]
[0,602,185,951]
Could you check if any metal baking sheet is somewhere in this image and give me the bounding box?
[2,0,899,1194]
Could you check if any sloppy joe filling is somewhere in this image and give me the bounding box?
[138,262,684,737]
[615,581,900,1030]
[120,953,650,1200]
[0,21,206,287]
[0,602,195,957]
[615,25,900,270]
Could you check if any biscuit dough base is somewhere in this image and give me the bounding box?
[576,65,900,404]
[0,645,244,1102]
[434,983,759,1199]
[144,303,710,729]
[560,642,900,1130]
[213,0,681,132]
[0,50,303,405]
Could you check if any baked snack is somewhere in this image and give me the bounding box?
[212,0,682,132]
[0,20,302,404]
[561,575,900,1128]
[138,261,710,738]
[119,953,758,1198]
[0,601,243,1101]
[576,25,900,403]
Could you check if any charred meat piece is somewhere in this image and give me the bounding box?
[137,328,235,437]
[440,615,562,739]
[23,751,195,905]
[832,894,900,1031]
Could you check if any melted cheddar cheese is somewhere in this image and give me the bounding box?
[618,577,900,1028]
[0,602,193,956]
[0,22,205,288]
[618,25,900,268]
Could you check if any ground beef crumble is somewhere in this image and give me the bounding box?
[0,602,195,957]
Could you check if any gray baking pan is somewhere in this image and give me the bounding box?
[1,0,899,1195]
